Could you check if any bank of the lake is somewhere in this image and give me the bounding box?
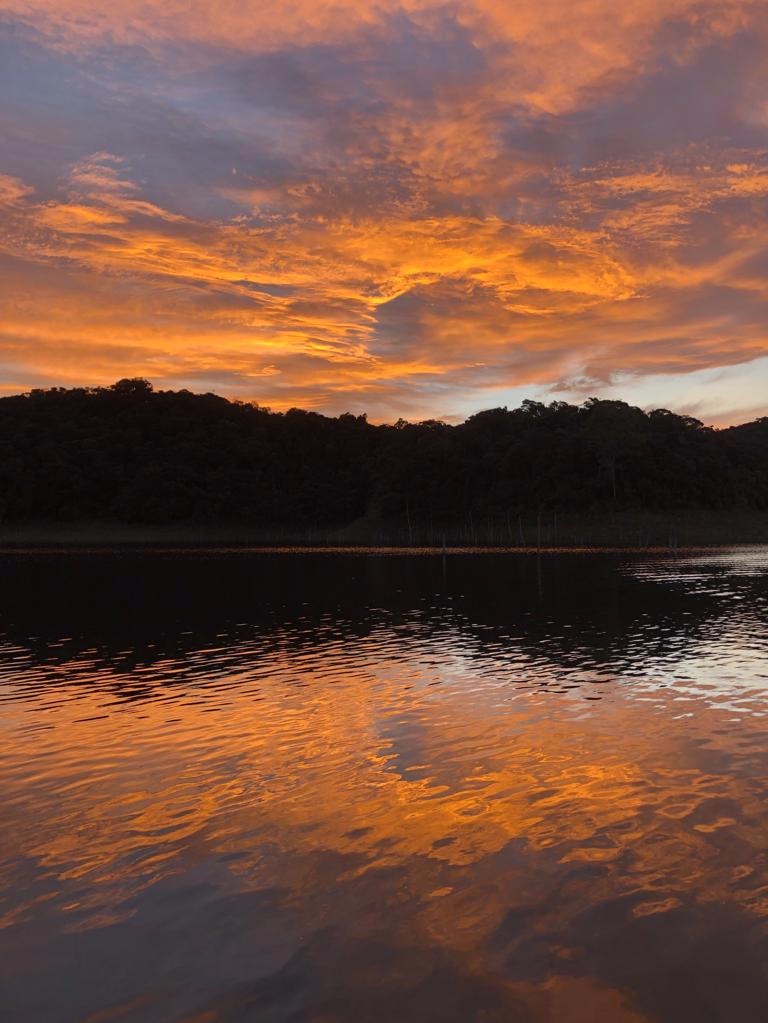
[1,509,768,548]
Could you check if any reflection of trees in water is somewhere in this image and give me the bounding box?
[0,552,766,701]
[441,555,768,681]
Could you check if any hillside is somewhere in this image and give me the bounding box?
[1,380,767,543]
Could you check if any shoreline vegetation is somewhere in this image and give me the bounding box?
[1,510,767,550]
[1,379,767,549]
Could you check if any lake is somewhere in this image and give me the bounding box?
[2,548,768,1022]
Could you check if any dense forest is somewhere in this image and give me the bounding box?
[0,379,767,540]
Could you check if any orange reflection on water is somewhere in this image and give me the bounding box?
[2,579,768,1021]
[3,638,768,910]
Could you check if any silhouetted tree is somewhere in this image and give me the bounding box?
[0,382,765,528]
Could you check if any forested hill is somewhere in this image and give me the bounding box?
[1,378,767,528]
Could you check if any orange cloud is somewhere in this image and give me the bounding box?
[0,4,767,419]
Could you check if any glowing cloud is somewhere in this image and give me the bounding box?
[0,1,767,419]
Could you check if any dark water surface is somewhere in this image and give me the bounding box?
[3,549,768,1022]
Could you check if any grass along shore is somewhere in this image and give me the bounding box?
[0,510,767,548]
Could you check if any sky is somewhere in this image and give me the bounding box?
[1,1,767,424]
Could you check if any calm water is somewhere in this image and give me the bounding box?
[2,549,768,1022]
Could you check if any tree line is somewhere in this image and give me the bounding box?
[0,378,766,528]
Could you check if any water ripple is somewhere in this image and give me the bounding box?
[1,549,768,1021]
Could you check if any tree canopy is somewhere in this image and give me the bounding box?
[0,380,766,526]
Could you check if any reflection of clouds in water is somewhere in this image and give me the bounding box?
[623,546,768,580]
[617,548,768,697]
[2,551,768,1020]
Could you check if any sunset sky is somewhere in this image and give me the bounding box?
[1,1,767,423]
